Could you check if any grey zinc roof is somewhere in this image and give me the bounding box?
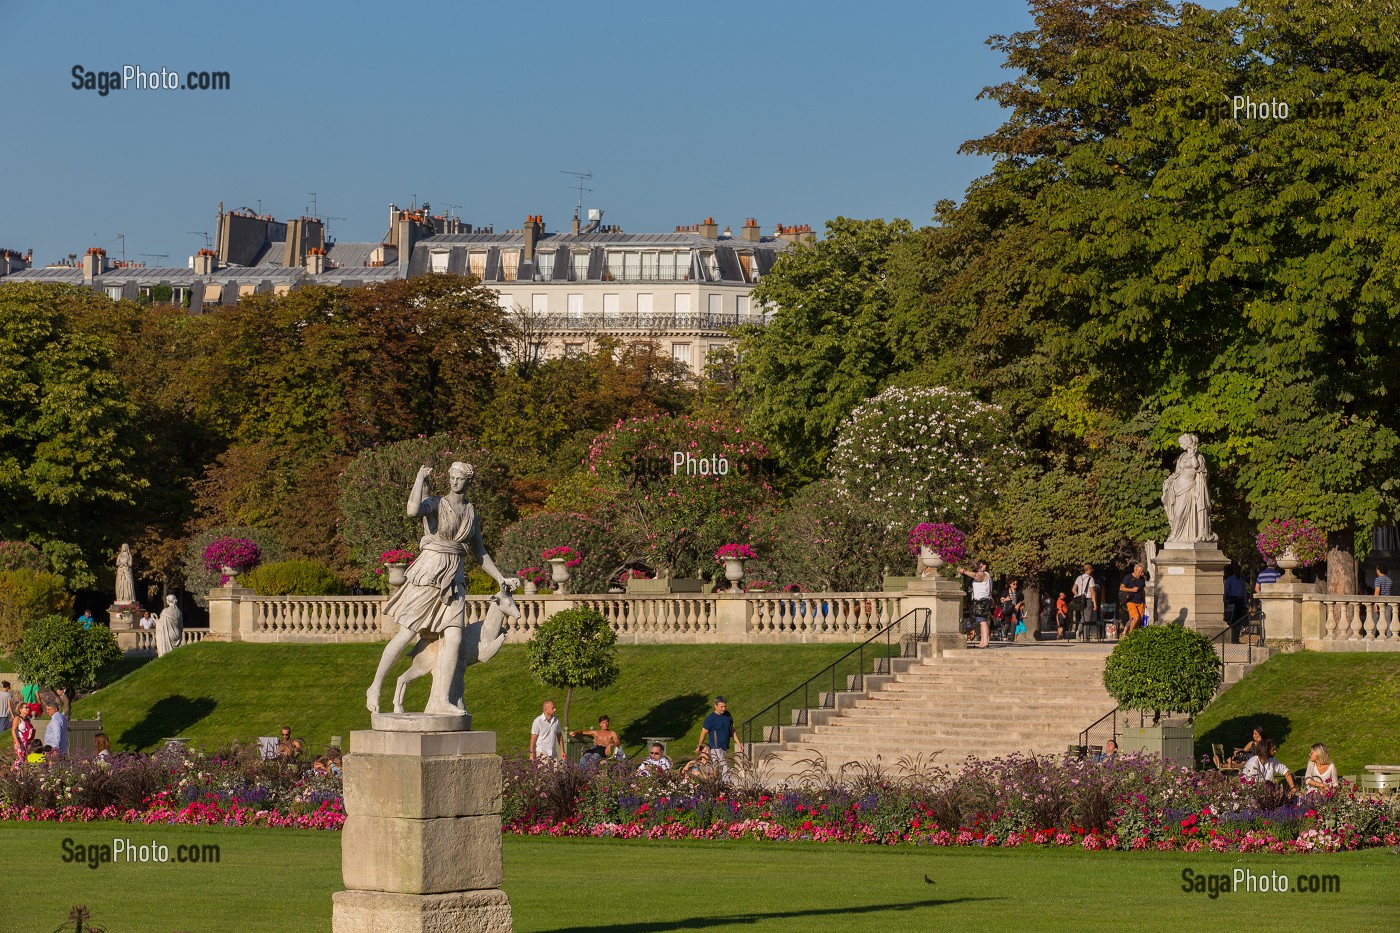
[324,242,382,269]
[421,231,786,249]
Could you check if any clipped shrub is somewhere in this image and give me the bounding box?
[14,614,122,694]
[181,527,284,606]
[1103,625,1222,722]
[0,569,73,655]
[525,607,619,735]
[497,512,626,594]
[0,541,49,574]
[240,560,349,597]
[337,434,514,589]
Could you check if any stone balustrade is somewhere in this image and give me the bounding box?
[115,626,210,656]
[1304,593,1400,649]
[206,586,915,645]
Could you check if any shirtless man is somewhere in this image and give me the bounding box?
[572,715,621,761]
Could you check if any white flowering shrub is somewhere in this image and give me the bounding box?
[828,386,1021,530]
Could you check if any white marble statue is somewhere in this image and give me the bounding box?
[1162,433,1217,546]
[156,594,183,656]
[365,462,518,716]
[115,543,136,605]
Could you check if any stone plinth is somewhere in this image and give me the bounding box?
[1254,580,1318,645]
[1154,543,1230,639]
[333,729,511,933]
[899,574,965,654]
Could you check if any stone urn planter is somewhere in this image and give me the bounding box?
[918,546,945,574]
[1276,548,1301,581]
[723,558,747,584]
[384,562,409,588]
[548,558,570,595]
[522,579,538,595]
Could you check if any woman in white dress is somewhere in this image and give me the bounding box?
[1241,739,1295,790]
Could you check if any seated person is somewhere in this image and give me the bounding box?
[325,745,343,776]
[1094,739,1119,763]
[1215,724,1266,770]
[637,743,672,775]
[571,715,621,766]
[1241,739,1295,790]
[684,747,713,779]
[312,756,329,775]
[1304,743,1338,791]
[27,739,46,765]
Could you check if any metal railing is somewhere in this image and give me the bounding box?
[1074,707,1148,757]
[739,609,930,749]
[1212,600,1266,688]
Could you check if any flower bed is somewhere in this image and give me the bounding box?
[500,753,1400,854]
[7,749,1398,853]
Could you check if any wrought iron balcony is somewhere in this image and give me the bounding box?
[517,311,770,332]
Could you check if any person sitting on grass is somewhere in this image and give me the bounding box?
[1241,739,1295,790]
[326,746,344,776]
[1214,724,1266,770]
[683,747,713,780]
[92,733,112,764]
[638,743,672,776]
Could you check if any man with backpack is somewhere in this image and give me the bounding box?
[1072,564,1100,641]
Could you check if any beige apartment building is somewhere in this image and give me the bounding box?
[2,204,813,372]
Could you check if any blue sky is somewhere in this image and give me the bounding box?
[1,0,1043,265]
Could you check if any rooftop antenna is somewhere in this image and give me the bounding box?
[187,231,212,249]
[308,192,319,218]
[560,169,592,217]
[444,203,463,220]
[110,233,126,265]
[320,215,346,240]
[139,252,169,265]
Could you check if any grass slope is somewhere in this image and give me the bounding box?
[71,641,857,755]
[1,824,1396,932]
[1195,652,1400,776]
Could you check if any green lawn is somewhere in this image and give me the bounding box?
[1194,652,1400,776]
[70,641,859,756]
[0,823,1395,932]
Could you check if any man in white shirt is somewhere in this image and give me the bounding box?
[529,700,563,762]
[1072,564,1100,640]
[637,742,672,775]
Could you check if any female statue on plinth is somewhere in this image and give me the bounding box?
[1162,433,1217,546]
[115,543,136,605]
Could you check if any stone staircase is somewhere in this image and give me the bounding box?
[750,645,1120,782]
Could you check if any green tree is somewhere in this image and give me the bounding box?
[1102,626,1221,723]
[762,480,905,591]
[496,512,626,594]
[524,607,619,735]
[735,217,914,481]
[0,570,73,655]
[0,284,148,588]
[14,614,122,695]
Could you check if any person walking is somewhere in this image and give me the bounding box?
[1072,564,1100,641]
[697,696,743,778]
[959,561,994,648]
[1119,564,1147,636]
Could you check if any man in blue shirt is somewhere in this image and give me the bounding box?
[42,693,68,755]
[1374,564,1392,597]
[697,696,743,778]
[1255,560,1282,592]
[78,610,94,629]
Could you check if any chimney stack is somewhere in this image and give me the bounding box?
[523,214,543,262]
[699,217,718,240]
[306,246,327,275]
[742,218,761,243]
[82,247,107,283]
[193,248,217,275]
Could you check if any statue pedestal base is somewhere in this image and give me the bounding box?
[1154,543,1230,639]
[333,729,511,933]
[107,603,138,629]
[900,575,966,654]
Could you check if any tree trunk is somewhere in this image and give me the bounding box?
[1024,578,1042,637]
[562,685,573,742]
[1326,528,1358,595]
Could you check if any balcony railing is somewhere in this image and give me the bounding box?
[521,311,769,332]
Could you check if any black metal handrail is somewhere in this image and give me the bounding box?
[739,609,930,750]
[1074,706,1147,756]
[1211,599,1266,688]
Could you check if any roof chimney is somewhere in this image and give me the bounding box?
[742,218,761,243]
[699,217,718,240]
[82,247,107,283]
[305,246,327,275]
[523,214,543,262]
[193,248,217,275]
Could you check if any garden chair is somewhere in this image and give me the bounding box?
[257,736,279,760]
[1212,743,1240,774]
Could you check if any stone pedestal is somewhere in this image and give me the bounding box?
[332,728,512,933]
[1153,543,1230,639]
[1254,580,1318,645]
[107,602,138,629]
[899,574,965,654]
